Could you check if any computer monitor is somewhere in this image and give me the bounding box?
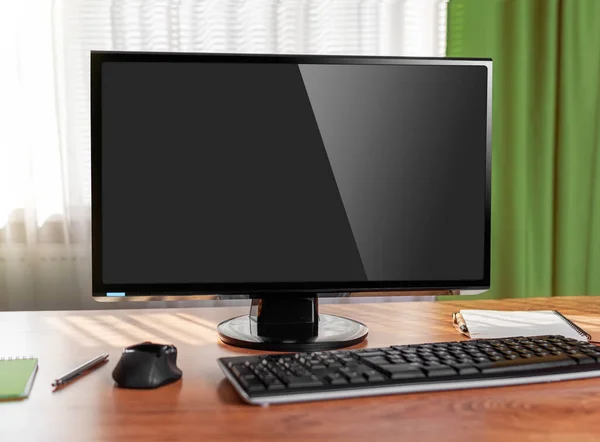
[91,52,491,351]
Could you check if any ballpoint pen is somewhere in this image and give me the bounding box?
[452,312,469,335]
[52,353,109,390]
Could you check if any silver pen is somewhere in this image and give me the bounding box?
[52,353,109,390]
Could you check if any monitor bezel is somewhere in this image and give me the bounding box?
[91,51,492,298]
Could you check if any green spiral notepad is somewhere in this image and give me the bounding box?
[0,357,38,400]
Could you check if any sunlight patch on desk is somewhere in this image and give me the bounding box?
[128,314,204,345]
[94,315,166,343]
[175,313,219,332]
[65,316,134,347]
[44,316,99,347]
[145,313,216,343]
[322,303,397,322]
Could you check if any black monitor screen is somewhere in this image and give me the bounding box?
[96,57,489,291]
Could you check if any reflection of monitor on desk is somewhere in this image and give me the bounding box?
[91,52,491,351]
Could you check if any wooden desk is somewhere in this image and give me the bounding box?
[3,297,600,441]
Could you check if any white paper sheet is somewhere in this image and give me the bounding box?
[460,310,586,341]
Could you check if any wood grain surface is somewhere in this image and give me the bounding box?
[2,296,600,441]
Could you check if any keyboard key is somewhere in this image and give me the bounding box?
[452,352,468,358]
[358,351,386,358]
[349,376,367,384]
[239,377,266,392]
[309,367,328,377]
[402,344,432,350]
[325,373,348,385]
[311,364,327,370]
[424,361,445,367]
[266,382,286,391]
[339,367,362,378]
[399,349,418,356]
[424,366,457,377]
[387,370,426,380]
[569,353,595,364]
[479,354,577,374]
[328,377,349,385]
[405,362,426,369]
[285,376,323,389]
[363,356,388,365]
[377,364,426,380]
[364,370,386,382]
[231,364,255,380]
[387,354,405,361]
[473,361,494,370]
[468,352,486,358]
[582,352,600,362]
[449,363,479,375]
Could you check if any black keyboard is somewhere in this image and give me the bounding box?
[218,335,600,405]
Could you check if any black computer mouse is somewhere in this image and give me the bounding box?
[112,342,182,389]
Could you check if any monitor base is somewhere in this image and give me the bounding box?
[218,314,368,352]
[217,295,368,351]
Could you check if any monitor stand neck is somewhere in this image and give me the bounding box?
[217,294,368,352]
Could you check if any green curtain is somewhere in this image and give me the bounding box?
[443,0,600,300]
